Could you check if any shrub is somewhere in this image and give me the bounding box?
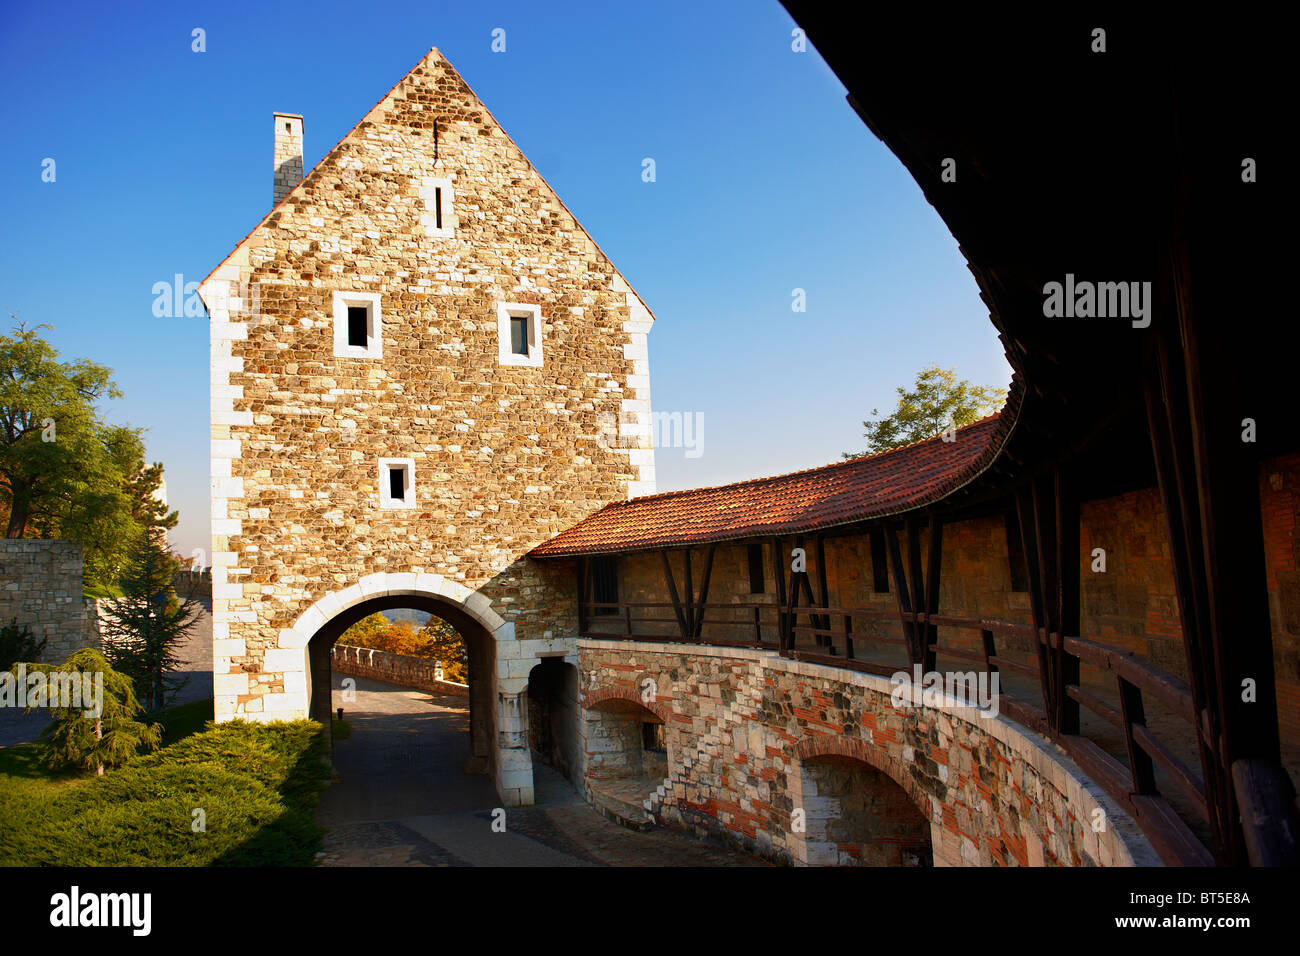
[0,719,330,866]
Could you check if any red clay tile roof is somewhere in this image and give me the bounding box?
[531,408,1015,557]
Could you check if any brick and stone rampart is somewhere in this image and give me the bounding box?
[578,639,1158,867]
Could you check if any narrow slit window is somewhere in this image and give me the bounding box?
[747,543,765,594]
[333,292,382,359]
[434,187,443,230]
[378,458,415,509]
[510,314,529,355]
[347,306,368,347]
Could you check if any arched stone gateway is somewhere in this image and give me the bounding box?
[217,572,553,807]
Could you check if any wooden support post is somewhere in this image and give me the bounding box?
[1162,193,1297,865]
[577,556,589,636]
[885,523,916,668]
[660,550,688,638]
[924,515,943,674]
[1055,466,1081,735]
[906,517,925,666]
[981,629,998,676]
[693,544,716,639]
[1015,483,1053,719]
[772,538,788,652]
[786,536,803,652]
[1118,676,1158,795]
[683,547,695,637]
[815,535,831,649]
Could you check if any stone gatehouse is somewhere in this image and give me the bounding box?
[201,39,1298,867]
[199,48,653,805]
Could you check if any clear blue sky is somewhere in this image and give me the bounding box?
[0,0,1010,560]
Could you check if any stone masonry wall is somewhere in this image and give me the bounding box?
[0,540,101,663]
[331,643,468,697]
[200,47,655,723]
[578,639,1156,867]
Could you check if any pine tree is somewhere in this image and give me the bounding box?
[32,648,161,776]
[100,539,202,712]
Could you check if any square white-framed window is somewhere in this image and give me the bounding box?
[378,458,415,509]
[420,176,455,239]
[333,291,382,359]
[496,302,543,367]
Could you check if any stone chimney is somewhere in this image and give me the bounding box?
[273,112,304,206]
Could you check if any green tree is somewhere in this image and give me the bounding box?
[0,618,45,671]
[28,648,162,776]
[336,612,391,647]
[100,539,202,712]
[418,616,468,683]
[336,611,468,683]
[844,363,1007,458]
[0,322,175,589]
[117,440,179,542]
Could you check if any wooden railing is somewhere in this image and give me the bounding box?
[579,598,1216,865]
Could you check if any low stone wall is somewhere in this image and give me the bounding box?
[172,569,212,602]
[0,540,101,663]
[331,644,468,697]
[578,638,1158,867]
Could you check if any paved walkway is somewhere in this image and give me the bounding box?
[316,674,765,867]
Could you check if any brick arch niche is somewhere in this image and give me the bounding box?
[790,735,934,867]
[582,687,673,786]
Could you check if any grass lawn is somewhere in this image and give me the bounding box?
[0,698,332,866]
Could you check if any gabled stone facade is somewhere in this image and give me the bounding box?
[199,47,655,765]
